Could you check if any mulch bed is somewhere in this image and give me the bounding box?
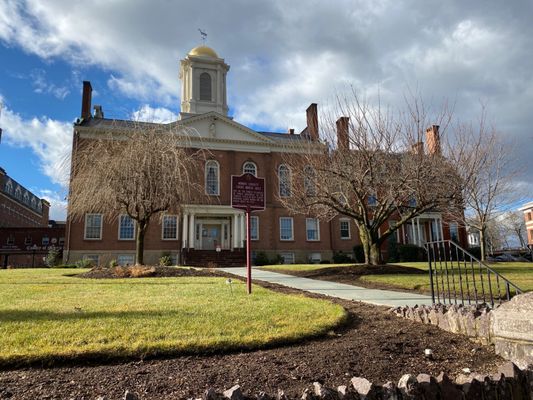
[264,265,429,294]
[77,266,231,279]
[0,273,502,399]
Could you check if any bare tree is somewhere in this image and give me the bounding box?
[501,211,528,249]
[447,113,523,261]
[279,92,462,265]
[68,122,203,265]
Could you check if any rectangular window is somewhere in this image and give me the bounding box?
[250,216,259,240]
[309,252,321,263]
[449,222,459,243]
[6,235,15,245]
[85,214,103,240]
[59,237,65,246]
[340,219,350,239]
[280,252,295,264]
[118,215,135,240]
[162,215,178,240]
[279,217,294,241]
[42,236,49,246]
[83,254,99,265]
[528,212,532,221]
[306,218,320,241]
[24,236,32,245]
[117,254,135,266]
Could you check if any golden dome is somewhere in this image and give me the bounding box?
[188,45,218,58]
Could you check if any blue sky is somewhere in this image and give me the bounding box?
[1,0,532,220]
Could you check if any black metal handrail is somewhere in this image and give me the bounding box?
[425,240,523,307]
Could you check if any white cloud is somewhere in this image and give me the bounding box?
[37,189,67,220]
[0,102,72,187]
[30,69,70,100]
[131,104,177,123]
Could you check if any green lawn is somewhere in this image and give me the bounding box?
[0,268,346,366]
[261,262,533,294]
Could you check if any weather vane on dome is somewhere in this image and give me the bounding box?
[198,28,207,44]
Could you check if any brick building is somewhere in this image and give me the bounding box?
[65,45,464,267]
[519,201,533,248]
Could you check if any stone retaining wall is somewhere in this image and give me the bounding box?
[390,292,533,369]
[119,361,532,399]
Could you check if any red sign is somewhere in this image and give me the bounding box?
[231,173,265,211]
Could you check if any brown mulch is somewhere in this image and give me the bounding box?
[0,274,502,399]
[264,265,429,294]
[77,265,231,279]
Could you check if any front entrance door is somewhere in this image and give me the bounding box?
[202,224,222,250]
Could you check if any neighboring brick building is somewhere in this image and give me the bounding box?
[0,168,50,227]
[65,45,464,267]
[520,201,533,248]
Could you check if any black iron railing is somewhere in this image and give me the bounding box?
[425,240,523,308]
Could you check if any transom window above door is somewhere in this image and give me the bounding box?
[243,161,257,176]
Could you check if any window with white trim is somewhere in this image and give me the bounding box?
[119,215,135,240]
[306,218,320,241]
[340,219,350,239]
[449,222,459,243]
[278,164,291,197]
[6,235,14,245]
[280,252,295,264]
[250,216,259,240]
[243,161,257,176]
[24,236,32,245]
[368,193,377,206]
[304,166,316,196]
[162,215,178,240]
[84,214,102,240]
[279,217,294,241]
[4,179,13,194]
[117,254,135,266]
[205,160,219,195]
[83,254,99,265]
[309,252,321,263]
[42,236,49,246]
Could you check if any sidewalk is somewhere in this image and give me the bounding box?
[220,267,433,307]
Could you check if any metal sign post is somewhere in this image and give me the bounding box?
[231,173,265,294]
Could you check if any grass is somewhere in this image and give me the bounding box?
[261,262,533,294]
[0,268,346,366]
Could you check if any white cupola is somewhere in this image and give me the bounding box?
[179,45,230,119]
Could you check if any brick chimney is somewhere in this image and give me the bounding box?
[336,116,349,150]
[412,141,424,155]
[426,125,441,155]
[81,81,93,120]
[288,128,295,135]
[306,103,319,141]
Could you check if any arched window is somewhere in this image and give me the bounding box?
[23,191,29,204]
[15,186,22,200]
[4,179,13,194]
[303,166,316,196]
[243,161,257,176]
[278,164,291,197]
[199,72,212,101]
[205,160,219,195]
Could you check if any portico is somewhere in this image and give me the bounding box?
[181,205,246,251]
[401,212,444,247]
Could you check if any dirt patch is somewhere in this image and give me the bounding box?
[77,265,230,279]
[0,277,501,399]
[263,265,428,294]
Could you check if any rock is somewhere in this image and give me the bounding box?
[337,385,360,400]
[256,391,273,400]
[313,382,338,399]
[380,381,398,399]
[124,390,140,400]
[416,374,439,400]
[203,388,222,400]
[459,375,483,400]
[350,377,380,398]
[301,387,318,399]
[223,385,244,400]
[397,374,419,398]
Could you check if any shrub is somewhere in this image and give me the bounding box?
[45,248,61,267]
[270,254,284,265]
[332,251,352,263]
[159,253,172,267]
[253,251,270,266]
[398,244,425,262]
[129,266,156,278]
[468,246,482,260]
[206,261,218,269]
[353,245,365,263]
[108,259,118,268]
[114,266,129,277]
[75,259,94,268]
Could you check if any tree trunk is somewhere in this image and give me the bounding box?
[358,225,382,265]
[479,227,486,262]
[136,220,148,265]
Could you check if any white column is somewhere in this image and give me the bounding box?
[188,213,195,249]
[240,212,246,247]
[401,224,405,244]
[232,214,238,250]
[182,213,188,249]
[439,218,444,242]
[416,218,422,246]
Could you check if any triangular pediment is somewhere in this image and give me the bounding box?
[173,112,275,144]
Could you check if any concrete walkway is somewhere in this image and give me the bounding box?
[220,267,433,307]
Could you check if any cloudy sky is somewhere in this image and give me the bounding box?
[0,0,532,219]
